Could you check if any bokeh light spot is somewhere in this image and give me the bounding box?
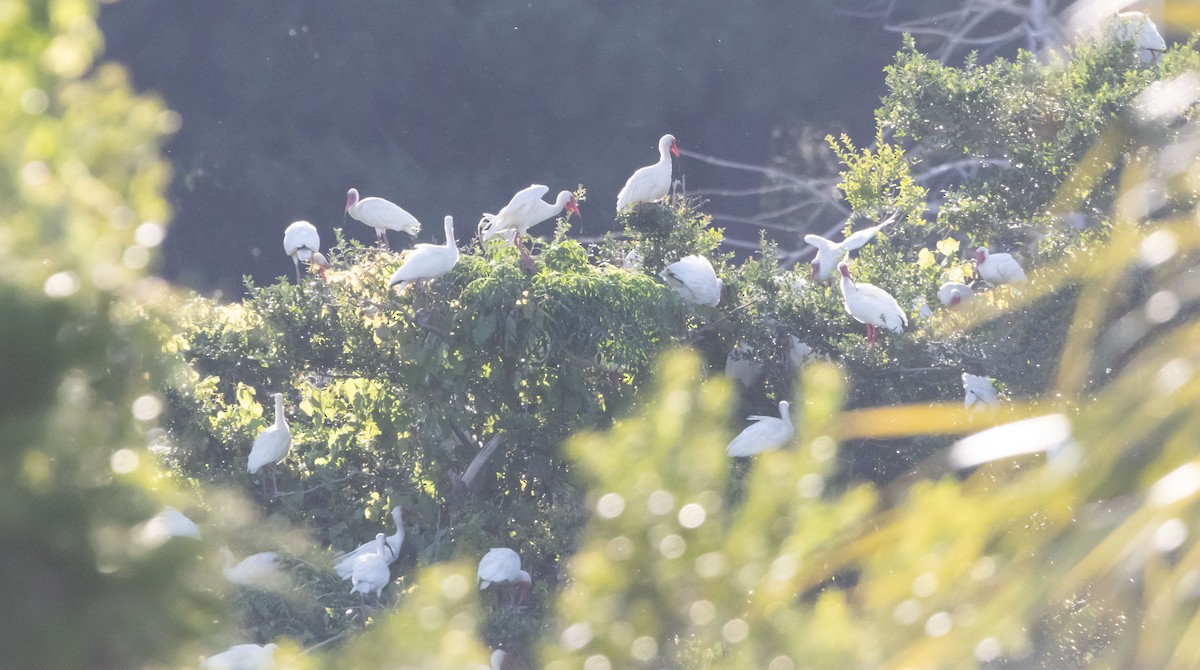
[722,618,749,643]
[596,492,625,519]
[678,503,706,528]
[110,448,138,474]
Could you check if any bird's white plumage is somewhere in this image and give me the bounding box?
[491,649,509,670]
[963,373,999,411]
[938,282,975,306]
[661,255,722,306]
[838,264,907,335]
[283,221,320,261]
[616,134,678,211]
[787,336,824,371]
[912,296,934,320]
[248,393,290,475]
[477,548,530,589]
[350,533,392,598]
[804,214,895,281]
[975,247,1026,286]
[334,506,405,580]
[726,401,794,457]
[1114,12,1167,62]
[622,249,644,270]
[199,643,278,670]
[388,216,459,291]
[346,188,421,238]
[725,342,764,387]
[142,507,201,542]
[479,185,578,241]
[283,221,325,282]
[222,549,282,588]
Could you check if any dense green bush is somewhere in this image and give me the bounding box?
[10,1,1200,667]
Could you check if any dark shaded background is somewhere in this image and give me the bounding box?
[98,1,900,296]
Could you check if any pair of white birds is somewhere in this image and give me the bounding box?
[286,185,424,282]
[476,132,677,246]
[724,370,1001,457]
[330,506,406,604]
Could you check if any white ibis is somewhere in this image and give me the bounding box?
[938,282,975,306]
[804,212,897,281]
[787,336,822,372]
[387,216,459,292]
[221,549,282,589]
[477,548,532,606]
[661,255,722,306]
[350,533,392,607]
[491,650,510,670]
[725,342,764,387]
[963,373,999,411]
[622,248,644,270]
[478,185,580,265]
[974,247,1026,286]
[616,133,679,212]
[726,400,794,457]
[282,221,327,283]
[1114,12,1167,64]
[912,296,934,320]
[334,506,405,580]
[247,393,291,497]
[199,643,278,670]
[345,188,421,249]
[838,262,907,344]
[140,507,201,543]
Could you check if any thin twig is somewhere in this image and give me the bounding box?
[303,632,346,655]
[273,475,355,498]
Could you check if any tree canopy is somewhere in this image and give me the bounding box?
[7,1,1200,668]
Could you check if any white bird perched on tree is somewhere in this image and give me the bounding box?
[479,185,580,244]
[804,212,898,282]
[221,549,282,589]
[725,342,764,387]
[350,533,392,602]
[974,246,1026,286]
[726,400,794,457]
[477,548,532,605]
[387,216,459,292]
[1113,12,1167,64]
[140,507,201,543]
[787,336,825,372]
[345,188,421,248]
[938,282,975,307]
[661,255,722,306]
[912,296,934,320]
[247,393,291,497]
[616,133,679,212]
[333,506,405,580]
[199,643,277,670]
[838,263,907,344]
[963,373,999,411]
[282,220,327,284]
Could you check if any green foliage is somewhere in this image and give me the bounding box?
[0,1,218,667]
[13,5,1200,668]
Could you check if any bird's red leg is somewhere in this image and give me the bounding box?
[294,260,302,285]
[867,324,876,344]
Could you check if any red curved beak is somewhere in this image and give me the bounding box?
[567,200,581,218]
[670,141,680,158]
